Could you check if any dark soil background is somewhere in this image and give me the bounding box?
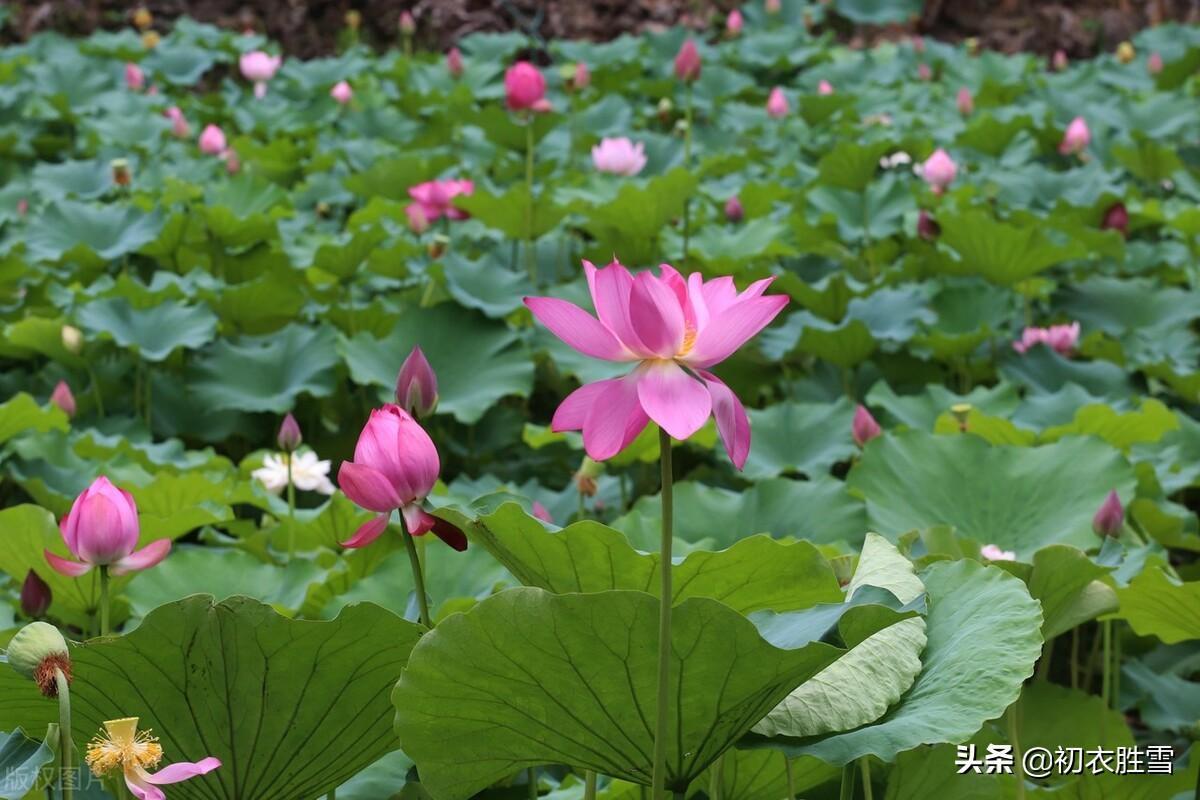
[4,0,1199,59]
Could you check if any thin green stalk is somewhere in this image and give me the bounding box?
[99,565,111,636]
[860,758,873,800]
[1036,636,1053,682]
[286,456,297,558]
[1007,700,1025,800]
[1083,622,1102,692]
[525,118,536,284]
[785,758,795,800]
[839,762,856,800]
[144,368,152,429]
[1070,627,1079,689]
[527,767,537,799]
[681,84,694,267]
[328,791,336,800]
[87,366,105,418]
[400,516,432,628]
[672,792,685,800]
[1112,622,1121,711]
[650,428,674,799]
[1101,619,1112,708]
[710,752,725,800]
[584,771,597,800]
[55,668,73,800]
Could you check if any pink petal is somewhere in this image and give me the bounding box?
[109,539,171,576]
[143,758,222,785]
[523,297,627,361]
[698,371,751,469]
[697,275,740,318]
[584,260,650,356]
[124,776,164,800]
[635,360,712,441]
[406,507,469,552]
[685,294,789,368]
[341,514,391,548]
[72,492,135,565]
[628,271,685,357]
[338,462,403,513]
[401,504,436,535]
[44,550,92,577]
[551,380,611,432]
[581,372,649,461]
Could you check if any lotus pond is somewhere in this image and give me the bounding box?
[0,4,1199,800]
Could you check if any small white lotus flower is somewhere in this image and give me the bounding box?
[252,450,336,495]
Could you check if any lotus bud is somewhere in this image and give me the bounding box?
[1101,203,1128,237]
[399,11,415,35]
[61,325,83,354]
[17,198,28,216]
[447,47,464,78]
[277,413,302,452]
[921,148,957,194]
[674,39,702,82]
[657,96,673,124]
[330,80,353,105]
[223,148,240,175]
[766,87,789,118]
[1147,51,1163,75]
[724,195,744,223]
[852,405,881,447]
[111,158,131,187]
[531,502,553,524]
[950,403,971,432]
[1116,41,1135,64]
[141,30,160,49]
[132,7,153,30]
[395,346,438,418]
[50,381,76,418]
[572,62,590,91]
[912,36,926,54]
[124,62,145,91]
[956,87,973,116]
[21,571,51,618]
[1052,49,1068,71]
[726,9,744,37]
[980,544,1016,561]
[765,0,781,13]
[505,61,547,111]
[1092,490,1124,538]
[817,79,834,95]
[573,457,603,497]
[1058,117,1090,156]
[916,209,940,240]
[6,622,71,697]
[917,63,932,81]
[345,9,362,30]
[199,124,226,155]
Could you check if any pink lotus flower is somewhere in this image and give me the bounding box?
[1052,50,1069,71]
[330,80,352,105]
[1092,490,1124,538]
[222,148,240,175]
[817,79,834,95]
[399,11,416,35]
[124,63,145,91]
[277,413,302,452]
[338,405,467,551]
[917,209,940,240]
[852,405,881,447]
[1102,203,1128,237]
[447,47,464,78]
[1012,322,1080,355]
[406,204,430,234]
[1059,117,1090,155]
[912,36,926,54]
[572,62,590,91]
[85,717,220,800]
[765,0,781,12]
[531,501,553,524]
[726,9,744,36]
[674,39,701,82]
[956,87,973,116]
[591,137,647,176]
[198,124,226,155]
[163,106,189,138]
[406,179,474,223]
[922,148,957,193]
[766,87,789,118]
[980,544,1016,561]
[50,381,76,418]
[524,261,788,467]
[396,346,438,418]
[505,61,548,112]
[1147,52,1163,75]
[239,51,281,98]
[44,477,171,578]
[917,63,932,81]
[724,195,744,222]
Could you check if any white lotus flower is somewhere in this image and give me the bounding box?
[252,450,336,495]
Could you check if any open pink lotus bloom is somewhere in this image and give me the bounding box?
[125,63,145,91]
[817,79,834,95]
[766,87,789,118]
[1059,117,1090,155]
[45,476,171,578]
[86,717,220,800]
[1012,322,1080,355]
[239,51,281,98]
[980,544,1016,561]
[591,137,647,176]
[505,61,547,111]
[525,260,788,468]
[330,80,352,105]
[406,179,474,224]
[921,148,957,193]
[338,405,467,551]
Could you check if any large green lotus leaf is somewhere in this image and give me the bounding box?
[342,154,458,201]
[24,201,164,264]
[816,140,893,192]
[807,174,911,242]
[338,304,533,424]
[31,159,112,200]
[865,381,1020,430]
[0,728,55,800]
[1122,660,1200,734]
[127,471,240,540]
[392,587,913,798]
[67,596,422,800]
[1115,567,1200,644]
[450,502,842,614]
[76,297,218,361]
[847,431,1136,558]
[0,393,68,445]
[440,250,534,319]
[755,533,926,739]
[190,324,340,413]
[999,346,1135,400]
[687,750,837,800]
[142,42,216,85]
[754,560,1042,765]
[686,218,797,272]
[1038,399,1179,451]
[831,0,921,23]
[454,184,566,241]
[614,477,867,549]
[742,397,858,479]
[1018,681,1133,752]
[578,169,696,266]
[1133,412,1200,493]
[1024,545,1117,638]
[1056,276,1199,339]
[935,210,1086,285]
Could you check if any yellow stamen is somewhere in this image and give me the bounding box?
[85,717,163,777]
[678,324,697,356]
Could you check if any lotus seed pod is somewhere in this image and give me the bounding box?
[7,622,71,697]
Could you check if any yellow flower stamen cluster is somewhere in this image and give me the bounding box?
[85,724,163,777]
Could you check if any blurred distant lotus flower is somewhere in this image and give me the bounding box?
[1059,117,1090,155]
[406,179,474,223]
[344,9,362,30]
[447,47,464,78]
[917,63,932,81]
[395,345,438,418]
[86,717,220,800]
[61,325,83,353]
[406,203,430,234]
[980,544,1016,561]
[505,61,548,111]
[852,405,881,447]
[1116,41,1135,64]
[921,148,957,193]
[1101,203,1128,237]
[531,501,553,524]
[330,80,353,104]
[21,571,51,618]
[956,87,973,115]
[1092,490,1124,538]
[222,148,240,175]
[17,198,28,216]
[276,413,302,452]
[399,11,416,35]
[674,39,701,82]
[50,381,75,418]
[1013,322,1080,355]
[766,87,789,117]
[338,405,467,551]
[911,35,926,54]
[1147,52,1163,74]
[724,195,744,223]
[44,476,170,578]
[1052,49,1069,71]
[163,106,189,138]
[124,63,144,91]
[917,209,940,240]
[592,137,647,176]
[765,0,781,12]
[142,30,160,49]
[572,61,590,90]
[252,451,335,495]
[198,124,226,155]
[524,260,788,467]
[726,9,744,36]
[817,79,834,95]
[239,51,281,98]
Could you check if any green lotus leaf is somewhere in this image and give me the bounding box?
[688,750,838,800]
[0,393,68,446]
[831,0,922,24]
[454,184,566,241]
[1024,545,1117,638]
[0,728,54,800]
[578,169,696,266]
[808,174,911,242]
[1115,566,1200,643]
[865,381,1020,430]
[935,209,1087,285]
[1122,660,1200,734]
[441,250,534,319]
[999,346,1135,400]
[1038,399,1179,450]
[76,297,218,361]
[142,42,216,85]
[24,201,163,265]
[31,159,112,200]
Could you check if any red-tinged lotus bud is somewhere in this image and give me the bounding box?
[50,381,75,417]
[852,405,881,447]
[395,346,438,418]
[724,196,744,223]
[765,0,781,13]
[399,11,416,35]
[21,571,51,618]
[277,413,302,452]
[956,86,973,116]
[1147,51,1163,75]
[674,39,701,82]
[917,210,940,240]
[447,47,464,78]
[531,502,553,524]
[572,62,590,91]
[505,61,547,111]
[1101,203,1128,237]
[917,63,932,81]
[7,622,71,698]
[726,9,743,37]
[1093,490,1124,538]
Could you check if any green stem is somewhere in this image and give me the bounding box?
[1083,622,1102,692]
[1007,700,1025,800]
[99,565,111,636]
[839,762,856,800]
[87,366,105,418]
[1035,636,1053,682]
[1112,622,1121,711]
[328,791,336,800]
[785,758,795,800]
[860,758,873,800]
[1101,619,1112,708]
[650,428,674,798]
[401,516,432,628]
[287,456,297,558]
[525,118,536,284]
[144,367,152,430]
[584,771,597,800]
[710,752,725,800]
[1070,627,1079,690]
[527,767,537,799]
[682,84,693,267]
[55,668,73,800]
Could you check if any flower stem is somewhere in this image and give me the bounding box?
[839,762,856,800]
[650,428,674,799]
[54,668,73,800]
[785,758,795,800]
[525,118,536,285]
[86,366,105,418]
[1101,619,1112,708]
[860,758,873,800]
[1007,699,1025,800]
[682,83,694,267]
[98,565,111,636]
[286,455,297,558]
[710,752,725,800]
[527,767,537,798]
[1070,626,1079,689]
[400,515,432,628]
[584,771,597,800]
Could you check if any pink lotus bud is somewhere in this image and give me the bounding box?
[277,413,302,452]
[980,544,1016,561]
[765,0,781,12]
[1052,49,1069,71]
[395,345,438,418]
[1059,116,1090,155]
[531,501,553,524]
[852,405,881,447]
[592,137,647,176]
[573,61,590,91]
[505,61,547,111]
[1101,203,1128,237]
[674,39,702,82]
[50,381,75,418]
[817,79,834,95]
[44,476,171,577]
[956,87,973,116]
[917,209,940,240]
[922,148,957,193]
[1148,52,1163,75]
[399,11,416,35]
[726,9,744,36]
[198,124,226,155]
[1092,490,1124,538]
[222,148,240,174]
[447,47,464,78]
[766,87,789,118]
[163,106,190,137]
[724,195,744,222]
[21,571,51,617]
[330,80,353,105]
[17,198,28,216]
[917,63,932,81]
[124,62,145,91]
